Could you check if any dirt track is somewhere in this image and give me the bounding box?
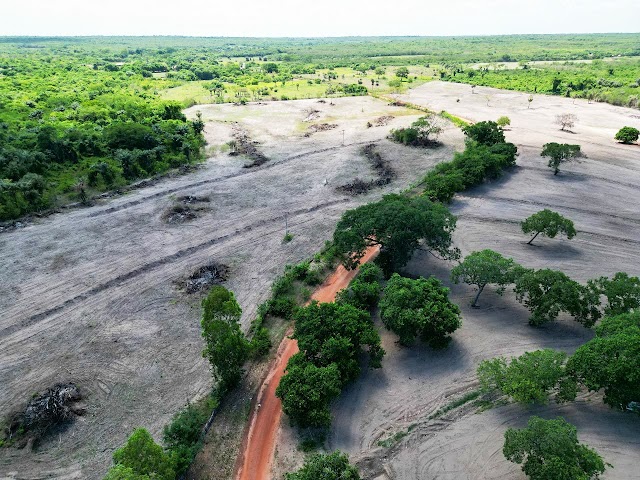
[0,96,453,478]
[294,83,639,480]
[236,247,379,480]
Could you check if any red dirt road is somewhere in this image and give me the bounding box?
[235,247,379,480]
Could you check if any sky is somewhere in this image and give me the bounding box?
[1,0,639,37]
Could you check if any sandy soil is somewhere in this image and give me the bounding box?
[0,96,455,479]
[287,83,640,479]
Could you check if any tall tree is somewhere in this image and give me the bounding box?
[451,249,521,307]
[521,209,576,245]
[109,428,175,480]
[541,143,581,175]
[332,194,458,275]
[201,286,249,391]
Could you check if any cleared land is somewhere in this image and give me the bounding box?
[273,83,640,479]
[0,96,456,478]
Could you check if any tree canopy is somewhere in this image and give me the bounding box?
[614,126,639,144]
[380,274,461,347]
[451,249,521,307]
[566,312,640,410]
[477,349,569,404]
[109,428,175,480]
[521,209,576,245]
[275,353,342,428]
[292,301,384,383]
[332,194,458,275]
[200,286,249,391]
[285,451,361,480]
[541,143,581,175]
[588,272,640,316]
[514,268,601,327]
[462,120,506,146]
[335,263,383,311]
[503,416,606,480]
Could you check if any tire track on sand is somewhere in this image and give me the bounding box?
[1,199,349,339]
[235,246,380,480]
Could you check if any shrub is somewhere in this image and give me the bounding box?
[614,126,639,144]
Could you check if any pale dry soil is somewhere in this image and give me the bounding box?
[0,96,454,479]
[274,83,640,479]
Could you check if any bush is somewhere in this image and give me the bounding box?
[249,327,272,358]
[285,451,361,480]
[462,120,505,145]
[614,126,639,144]
[108,428,175,480]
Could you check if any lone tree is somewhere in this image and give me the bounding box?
[477,349,569,404]
[565,312,640,411]
[286,451,361,480]
[514,268,601,327]
[201,286,250,391]
[521,209,576,245]
[390,114,443,147]
[395,67,409,79]
[332,194,458,275]
[541,143,581,175]
[107,428,175,480]
[380,274,461,347]
[496,116,511,129]
[451,249,521,307]
[614,126,639,144]
[503,416,607,480]
[555,113,578,131]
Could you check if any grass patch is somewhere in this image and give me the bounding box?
[428,390,482,420]
[377,430,409,448]
[439,110,470,128]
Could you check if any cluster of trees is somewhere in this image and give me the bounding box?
[389,114,443,147]
[422,121,518,202]
[276,265,385,428]
[0,51,206,220]
[453,245,639,327]
[478,311,640,412]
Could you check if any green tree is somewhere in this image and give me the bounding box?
[276,354,342,428]
[104,465,150,480]
[286,451,361,480]
[541,143,581,175]
[614,126,639,144]
[462,120,505,146]
[201,286,249,391]
[380,274,461,347]
[451,249,521,307]
[477,349,569,404]
[496,116,511,128]
[503,416,606,480]
[335,263,383,310]
[109,428,175,480]
[514,269,601,327]
[332,194,458,275]
[521,209,576,245]
[395,67,409,79]
[566,312,640,410]
[292,301,384,383]
[588,272,640,316]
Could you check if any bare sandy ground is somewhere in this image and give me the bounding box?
[0,96,456,479]
[301,83,640,479]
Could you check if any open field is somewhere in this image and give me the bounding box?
[270,82,640,479]
[0,96,459,478]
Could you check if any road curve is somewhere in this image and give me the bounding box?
[235,246,380,480]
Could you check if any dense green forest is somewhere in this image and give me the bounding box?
[1,34,639,221]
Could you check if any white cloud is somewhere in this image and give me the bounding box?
[1,0,639,36]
